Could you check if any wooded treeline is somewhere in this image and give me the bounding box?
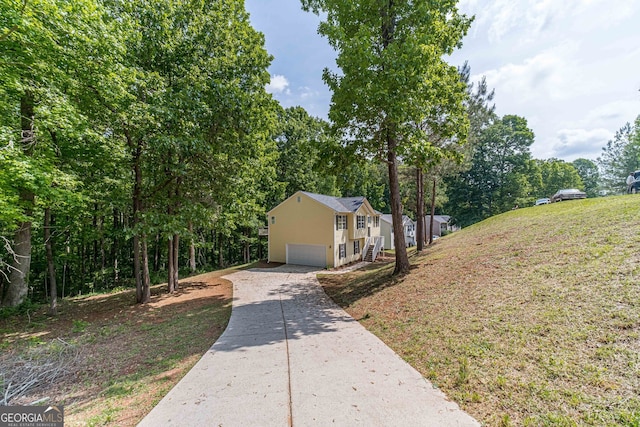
[1,0,638,309]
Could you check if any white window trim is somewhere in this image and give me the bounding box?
[336,215,347,230]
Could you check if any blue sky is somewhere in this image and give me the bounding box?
[245,0,640,162]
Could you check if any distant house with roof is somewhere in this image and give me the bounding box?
[426,215,458,238]
[267,191,384,268]
[379,214,416,250]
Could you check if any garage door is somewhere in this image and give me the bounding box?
[286,244,326,267]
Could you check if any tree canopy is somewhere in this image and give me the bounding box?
[301,0,471,274]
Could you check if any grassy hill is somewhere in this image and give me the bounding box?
[320,195,640,426]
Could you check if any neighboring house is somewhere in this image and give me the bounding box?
[425,215,458,237]
[267,191,384,268]
[379,214,416,250]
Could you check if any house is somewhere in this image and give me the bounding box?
[424,215,458,238]
[379,214,416,250]
[267,191,384,268]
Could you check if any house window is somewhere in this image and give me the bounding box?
[271,216,276,225]
[368,216,372,224]
[354,240,360,255]
[374,216,380,227]
[336,215,347,230]
[339,243,346,259]
[357,215,366,229]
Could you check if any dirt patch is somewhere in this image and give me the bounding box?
[1,268,237,426]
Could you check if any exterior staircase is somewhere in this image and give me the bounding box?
[362,236,384,263]
[364,245,375,262]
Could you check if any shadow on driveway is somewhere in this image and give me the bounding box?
[211,269,356,352]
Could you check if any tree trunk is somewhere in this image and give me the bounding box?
[131,137,144,303]
[218,232,224,268]
[211,230,218,265]
[387,136,410,275]
[3,221,32,307]
[112,209,119,284]
[92,203,98,271]
[429,178,437,245]
[416,168,424,252]
[172,234,179,290]
[380,3,408,275]
[189,223,196,273]
[244,227,250,264]
[133,235,142,302]
[2,93,36,307]
[153,233,160,272]
[141,236,151,303]
[100,215,105,271]
[45,208,57,315]
[167,236,175,293]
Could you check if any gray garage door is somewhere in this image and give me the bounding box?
[286,244,326,267]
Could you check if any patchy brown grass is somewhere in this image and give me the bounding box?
[320,196,640,426]
[0,261,278,426]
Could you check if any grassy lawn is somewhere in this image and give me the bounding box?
[0,263,270,426]
[320,196,640,426]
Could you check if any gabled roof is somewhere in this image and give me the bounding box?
[432,215,451,223]
[380,214,414,225]
[301,191,367,213]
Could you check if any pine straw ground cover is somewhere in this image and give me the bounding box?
[319,196,640,426]
[0,262,275,426]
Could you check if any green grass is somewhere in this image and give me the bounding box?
[320,195,640,426]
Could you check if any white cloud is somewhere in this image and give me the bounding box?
[299,86,319,99]
[584,100,640,128]
[476,42,582,106]
[464,0,639,45]
[551,128,612,160]
[265,74,290,94]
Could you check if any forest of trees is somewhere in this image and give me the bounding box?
[1,0,638,309]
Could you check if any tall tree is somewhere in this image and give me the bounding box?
[572,158,600,198]
[598,118,640,194]
[275,106,339,198]
[534,159,584,198]
[0,0,117,307]
[459,62,497,138]
[301,0,471,274]
[438,64,497,231]
[407,84,469,250]
[445,115,534,226]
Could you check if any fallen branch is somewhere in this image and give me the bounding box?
[0,339,79,406]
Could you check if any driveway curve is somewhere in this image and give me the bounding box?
[139,265,479,426]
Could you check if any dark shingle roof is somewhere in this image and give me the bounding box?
[302,191,366,213]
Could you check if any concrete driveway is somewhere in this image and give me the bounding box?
[139,265,479,426]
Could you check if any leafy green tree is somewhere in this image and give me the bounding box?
[302,0,471,274]
[275,106,339,198]
[0,0,118,307]
[406,66,469,250]
[572,158,599,198]
[598,118,640,194]
[112,0,277,296]
[440,65,496,228]
[535,159,584,198]
[339,160,389,212]
[445,115,534,226]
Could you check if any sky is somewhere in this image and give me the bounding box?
[244,0,640,162]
